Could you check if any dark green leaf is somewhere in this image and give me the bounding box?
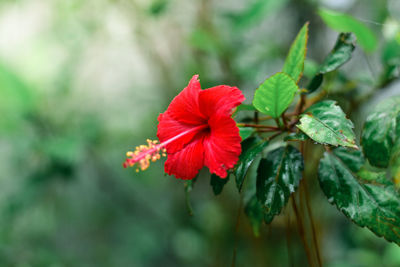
[210,174,229,196]
[297,100,357,148]
[318,8,378,52]
[253,72,299,118]
[319,150,400,245]
[307,74,323,94]
[256,145,304,223]
[362,96,400,168]
[184,178,197,216]
[332,147,364,173]
[148,0,168,15]
[239,127,255,141]
[390,140,400,186]
[245,195,264,236]
[319,33,356,73]
[382,38,400,66]
[235,137,269,192]
[284,131,310,142]
[306,33,355,94]
[283,22,309,83]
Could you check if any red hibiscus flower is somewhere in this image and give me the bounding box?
[124,75,245,180]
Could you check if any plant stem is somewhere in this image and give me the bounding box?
[237,123,279,130]
[281,113,288,129]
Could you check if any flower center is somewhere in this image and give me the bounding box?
[123,124,208,172]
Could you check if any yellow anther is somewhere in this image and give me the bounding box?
[123,139,167,172]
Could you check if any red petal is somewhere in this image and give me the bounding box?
[199,85,245,117]
[157,113,200,153]
[164,137,205,180]
[165,75,206,125]
[203,115,241,178]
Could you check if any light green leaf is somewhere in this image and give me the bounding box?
[319,149,400,245]
[253,72,299,118]
[361,96,400,168]
[283,22,309,82]
[256,145,304,223]
[227,0,289,30]
[318,8,378,52]
[188,28,220,53]
[297,100,357,148]
[235,137,269,192]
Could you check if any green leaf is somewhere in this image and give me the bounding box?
[319,32,356,73]
[256,145,304,223]
[306,33,356,94]
[236,103,257,112]
[0,63,36,133]
[332,147,364,173]
[253,72,299,118]
[245,195,264,236]
[188,28,220,53]
[239,127,255,141]
[227,0,289,30]
[235,137,269,192]
[210,174,229,196]
[318,150,400,245]
[307,74,324,94]
[390,141,400,186]
[297,100,357,148]
[184,178,197,216]
[283,22,309,83]
[284,131,310,142]
[318,8,378,52]
[361,96,400,168]
[148,0,168,15]
[382,38,400,66]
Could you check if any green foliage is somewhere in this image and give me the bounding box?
[239,127,255,141]
[318,8,378,52]
[244,195,264,236]
[236,103,257,112]
[0,63,36,133]
[227,0,289,30]
[362,96,400,168]
[148,0,168,15]
[253,72,299,118]
[297,100,357,148]
[319,33,356,74]
[256,145,303,223]
[284,131,309,142]
[307,33,356,93]
[188,28,220,53]
[210,174,229,196]
[319,149,400,245]
[235,137,268,192]
[283,23,309,83]
[390,141,400,186]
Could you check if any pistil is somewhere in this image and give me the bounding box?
[123,124,208,172]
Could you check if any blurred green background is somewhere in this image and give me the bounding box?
[1,0,400,266]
